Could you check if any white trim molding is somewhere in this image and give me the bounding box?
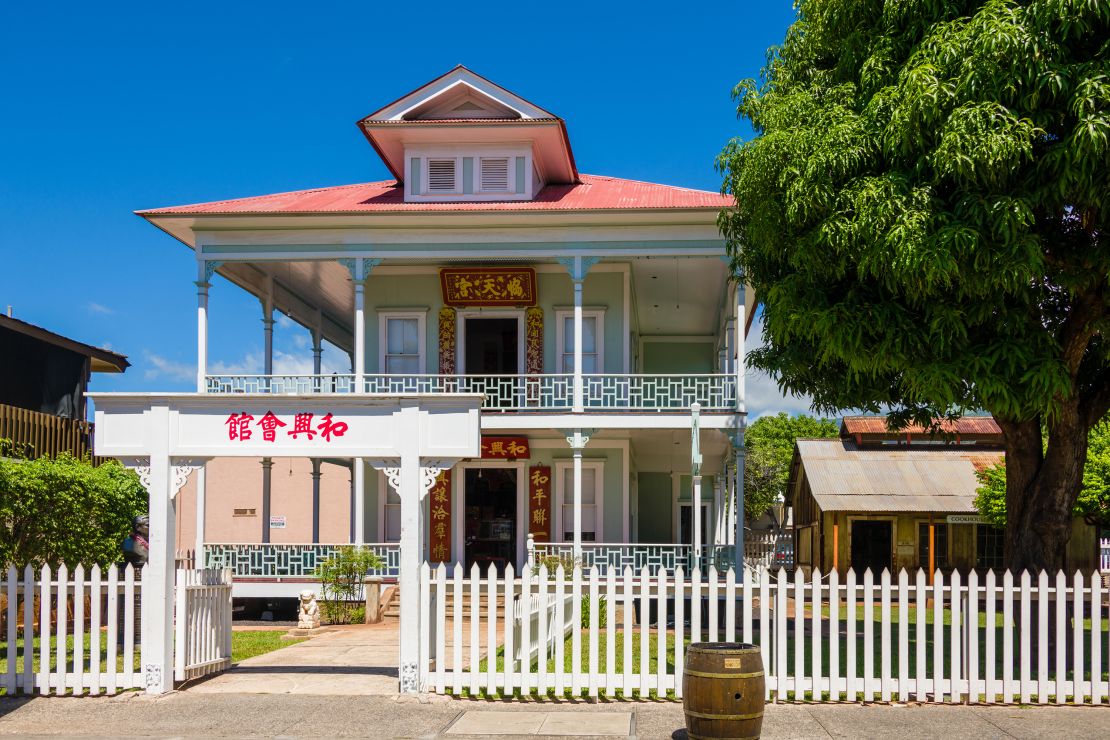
[554,459,604,544]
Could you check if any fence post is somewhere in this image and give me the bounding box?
[365,575,383,624]
[174,569,186,682]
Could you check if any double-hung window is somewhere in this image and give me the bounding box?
[556,461,603,543]
[556,309,604,374]
[379,311,426,374]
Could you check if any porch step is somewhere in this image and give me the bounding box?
[378,587,508,618]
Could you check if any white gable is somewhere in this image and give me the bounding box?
[365,66,555,122]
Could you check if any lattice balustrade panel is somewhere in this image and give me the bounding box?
[204,544,400,577]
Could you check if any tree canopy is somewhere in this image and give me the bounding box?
[0,451,147,567]
[744,413,839,518]
[719,0,1110,570]
[976,417,1110,528]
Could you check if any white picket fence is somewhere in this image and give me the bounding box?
[174,568,233,682]
[420,563,1110,704]
[1,563,232,696]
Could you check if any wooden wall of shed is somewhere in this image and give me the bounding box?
[809,510,1099,575]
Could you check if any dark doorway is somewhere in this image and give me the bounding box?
[678,504,708,546]
[850,520,893,574]
[464,318,518,374]
[463,467,517,574]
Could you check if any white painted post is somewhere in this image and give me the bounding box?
[452,565,463,695]
[567,430,590,563]
[733,273,747,578]
[638,565,650,697]
[434,563,446,694]
[1020,570,1032,704]
[985,570,997,703]
[143,406,177,694]
[1090,572,1102,705]
[4,567,14,694]
[933,570,944,701]
[38,565,49,696]
[573,256,584,413]
[674,566,685,700]
[623,566,634,698]
[21,565,33,695]
[811,568,821,700]
[709,565,719,643]
[588,567,599,698]
[880,569,891,702]
[350,258,371,546]
[655,568,667,696]
[1037,570,1048,703]
[605,568,615,696]
[759,567,770,700]
[828,569,840,700]
[734,279,745,415]
[898,568,909,702]
[846,568,857,701]
[194,261,210,565]
[693,473,703,574]
[794,568,805,699]
[397,419,422,693]
[1072,571,1084,704]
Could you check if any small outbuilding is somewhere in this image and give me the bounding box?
[788,416,1099,576]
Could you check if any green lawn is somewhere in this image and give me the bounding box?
[230,630,306,663]
[0,628,305,694]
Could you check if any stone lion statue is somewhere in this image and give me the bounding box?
[298,590,320,630]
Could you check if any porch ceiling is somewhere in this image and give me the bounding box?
[214,254,737,357]
[631,257,727,336]
[630,428,730,475]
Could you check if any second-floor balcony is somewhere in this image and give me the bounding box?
[204,373,739,413]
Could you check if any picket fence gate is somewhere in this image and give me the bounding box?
[420,562,1110,704]
[1,563,232,696]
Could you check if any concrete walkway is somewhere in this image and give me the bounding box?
[188,624,402,695]
[1,693,1108,738]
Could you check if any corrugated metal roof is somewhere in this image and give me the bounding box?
[135,174,733,216]
[796,439,1003,513]
[840,416,1001,436]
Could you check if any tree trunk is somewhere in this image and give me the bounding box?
[997,407,1090,573]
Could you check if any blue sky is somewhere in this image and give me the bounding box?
[0,1,808,418]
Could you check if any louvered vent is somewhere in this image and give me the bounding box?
[427,159,456,192]
[480,157,510,191]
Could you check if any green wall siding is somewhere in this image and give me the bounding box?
[642,341,714,373]
[637,472,673,542]
[363,271,626,373]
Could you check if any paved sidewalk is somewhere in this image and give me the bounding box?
[188,624,401,695]
[1,693,1108,739]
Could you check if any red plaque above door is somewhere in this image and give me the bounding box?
[440,267,537,307]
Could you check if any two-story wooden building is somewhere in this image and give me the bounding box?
[137,67,752,598]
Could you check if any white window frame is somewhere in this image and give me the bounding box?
[554,460,604,544]
[378,310,427,375]
[378,471,401,543]
[456,308,526,375]
[403,144,534,202]
[555,308,605,374]
[675,500,710,545]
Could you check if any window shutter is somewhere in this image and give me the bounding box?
[480,157,509,191]
[427,159,456,192]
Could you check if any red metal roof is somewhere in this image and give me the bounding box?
[840,416,1002,437]
[136,175,733,216]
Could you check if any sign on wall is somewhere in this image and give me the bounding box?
[440,267,537,307]
[480,436,530,459]
[269,515,286,529]
[428,469,452,562]
[946,514,986,525]
[528,465,552,542]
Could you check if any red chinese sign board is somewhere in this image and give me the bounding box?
[225,412,348,443]
[428,469,452,563]
[480,436,530,459]
[528,465,552,542]
[440,267,537,307]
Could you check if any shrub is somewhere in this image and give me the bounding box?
[0,450,147,567]
[315,546,383,624]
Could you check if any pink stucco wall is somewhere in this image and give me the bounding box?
[175,457,352,547]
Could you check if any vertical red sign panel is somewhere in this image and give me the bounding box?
[428,469,452,562]
[528,465,552,542]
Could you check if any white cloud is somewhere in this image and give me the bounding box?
[143,352,194,382]
[88,302,115,315]
[209,352,263,375]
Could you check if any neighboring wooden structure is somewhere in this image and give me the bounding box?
[788,416,1100,576]
[0,314,128,459]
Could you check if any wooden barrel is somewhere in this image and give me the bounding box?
[682,642,765,740]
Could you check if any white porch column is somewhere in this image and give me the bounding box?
[193,261,218,564]
[343,258,380,545]
[734,280,746,414]
[557,256,599,413]
[353,462,365,544]
[692,473,703,569]
[713,476,723,545]
[733,437,746,580]
[566,429,593,562]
